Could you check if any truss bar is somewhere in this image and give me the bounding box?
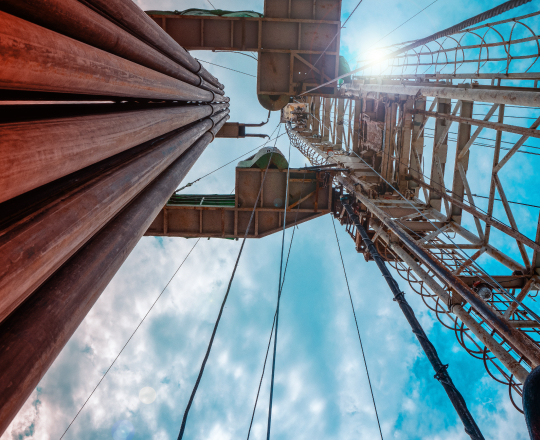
[342,83,540,108]
[408,176,540,253]
[493,114,540,173]
[412,109,540,140]
[494,176,531,268]
[342,198,485,440]
[377,229,529,384]
[413,98,436,142]
[505,278,535,319]
[457,163,485,239]
[484,104,505,245]
[338,175,540,368]
[429,211,525,272]
[456,103,498,162]
[417,223,453,246]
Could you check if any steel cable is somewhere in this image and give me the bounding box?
[59,238,201,440]
[177,126,281,440]
[246,174,304,440]
[330,215,384,440]
[266,126,292,440]
[341,200,484,440]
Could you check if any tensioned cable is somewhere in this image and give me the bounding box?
[330,216,384,440]
[266,127,292,440]
[196,58,256,77]
[246,174,305,440]
[177,126,281,440]
[301,109,540,323]
[59,238,201,440]
[175,124,283,193]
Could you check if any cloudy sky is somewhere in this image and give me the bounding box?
[4,0,540,439]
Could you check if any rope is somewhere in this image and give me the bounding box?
[174,124,284,194]
[341,200,484,440]
[177,125,281,440]
[265,131,292,440]
[59,238,201,440]
[196,58,256,77]
[246,173,305,440]
[330,216,384,440]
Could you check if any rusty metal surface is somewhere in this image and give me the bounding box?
[146,168,332,238]
[0,11,214,100]
[0,112,227,324]
[147,4,341,98]
[0,132,214,436]
[0,104,216,203]
[84,0,222,89]
[0,0,221,95]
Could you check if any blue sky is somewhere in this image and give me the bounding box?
[3,1,539,439]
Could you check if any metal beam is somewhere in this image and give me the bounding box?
[338,174,540,368]
[408,175,540,252]
[342,82,540,108]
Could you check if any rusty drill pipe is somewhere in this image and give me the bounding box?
[0,103,229,203]
[0,11,214,101]
[0,0,224,96]
[0,132,214,436]
[337,175,540,368]
[82,0,223,90]
[0,114,227,324]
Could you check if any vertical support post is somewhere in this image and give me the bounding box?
[451,101,473,223]
[398,97,414,190]
[352,98,361,155]
[322,98,331,142]
[336,98,345,149]
[410,97,426,198]
[485,104,504,244]
[428,98,451,211]
[313,96,321,135]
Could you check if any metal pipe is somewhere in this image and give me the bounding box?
[0,132,214,437]
[82,0,223,90]
[376,227,529,384]
[0,113,228,324]
[341,198,485,440]
[337,175,540,368]
[342,82,540,108]
[0,104,222,203]
[0,11,214,101]
[523,365,540,440]
[0,0,224,95]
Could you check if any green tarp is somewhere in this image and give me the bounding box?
[145,9,263,18]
